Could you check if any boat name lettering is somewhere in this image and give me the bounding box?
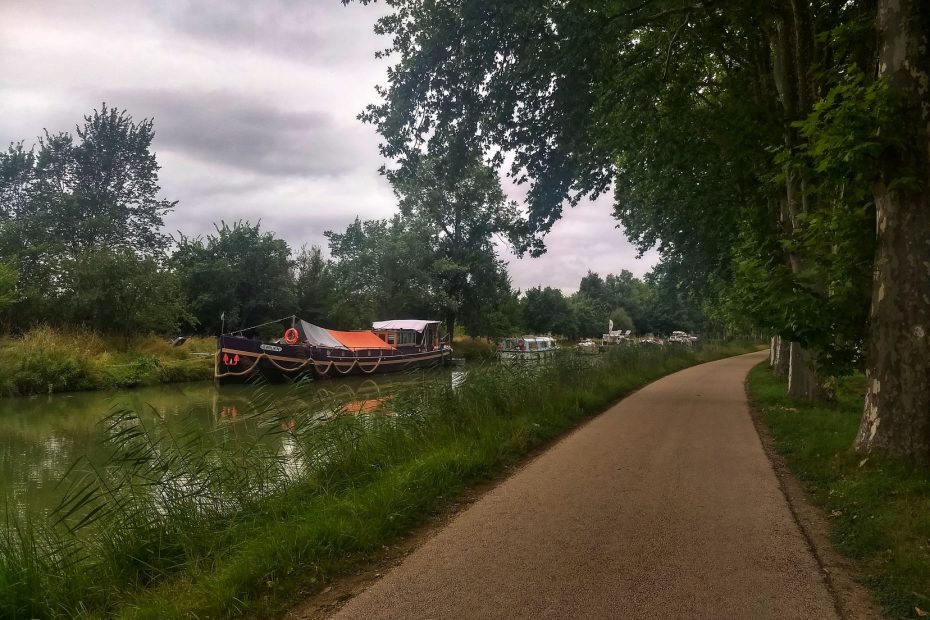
[260,344,283,352]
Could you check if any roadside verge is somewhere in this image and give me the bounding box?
[747,363,929,619]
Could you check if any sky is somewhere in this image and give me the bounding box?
[0,0,658,292]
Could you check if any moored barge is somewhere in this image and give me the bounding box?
[216,318,451,383]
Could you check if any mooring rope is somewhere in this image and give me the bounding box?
[215,348,430,380]
[356,354,383,375]
[310,359,335,376]
[264,354,313,373]
[214,353,264,379]
[332,358,358,375]
[214,350,312,379]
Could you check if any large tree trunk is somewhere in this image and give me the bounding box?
[769,3,826,400]
[773,336,790,376]
[787,341,824,399]
[855,0,930,460]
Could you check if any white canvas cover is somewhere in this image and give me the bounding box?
[372,320,440,332]
[298,320,347,349]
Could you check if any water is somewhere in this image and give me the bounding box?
[0,370,465,515]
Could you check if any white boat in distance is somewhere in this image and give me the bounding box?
[498,336,558,360]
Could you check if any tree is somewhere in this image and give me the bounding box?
[853,0,930,459]
[456,255,520,338]
[568,293,604,339]
[325,216,438,328]
[390,149,526,336]
[608,308,634,334]
[172,222,295,334]
[59,249,189,347]
[476,285,524,339]
[522,287,571,336]
[68,105,175,256]
[0,105,174,258]
[293,245,336,325]
[0,261,19,320]
[577,269,654,333]
[0,106,177,332]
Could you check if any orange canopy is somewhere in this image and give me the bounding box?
[325,329,395,351]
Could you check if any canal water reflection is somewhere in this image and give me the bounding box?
[0,369,462,515]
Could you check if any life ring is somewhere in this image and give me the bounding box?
[283,327,299,345]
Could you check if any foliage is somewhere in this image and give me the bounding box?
[749,365,930,618]
[521,286,571,336]
[608,307,634,333]
[390,149,525,335]
[324,216,437,329]
[578,270,656,333]
[293,245,336,326]
[59,249,190,345]
[346,0,898,382]
[0,105,176,333]
[450,336,497,361]
[567,293,604,339]
[0,105,174,258]
[0,261,18,317]
[322,207,519,338]
[0,342,754,618]
[173,221,296,334]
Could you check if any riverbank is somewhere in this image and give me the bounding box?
[748,365,930,618]
[0,327,214,397]
[1,342,755,619]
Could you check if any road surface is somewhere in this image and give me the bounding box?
[332,351,841,619]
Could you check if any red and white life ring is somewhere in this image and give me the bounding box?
[283,327,300,345]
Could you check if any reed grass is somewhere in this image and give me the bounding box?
[0,327,215,396]
[0,341,755,618]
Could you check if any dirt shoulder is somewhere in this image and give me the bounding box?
[745,367,884,620]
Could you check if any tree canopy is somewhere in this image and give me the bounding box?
[173,221,297,334]
[350,0,930,460]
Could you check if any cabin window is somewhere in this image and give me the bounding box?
[387,334,396,345]
[397,330,418,345]
[528,340,538,350]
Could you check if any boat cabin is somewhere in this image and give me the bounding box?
[372,319,442,352]
[500,336,558,353]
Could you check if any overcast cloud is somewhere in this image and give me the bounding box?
[0,0,657,292]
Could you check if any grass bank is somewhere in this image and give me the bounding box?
[748,365,930,619]
[0,327,214,397]
[1,342,754,619]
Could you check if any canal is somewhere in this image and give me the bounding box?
[0,369,465,515]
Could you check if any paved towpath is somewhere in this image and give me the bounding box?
[333,351,840,619]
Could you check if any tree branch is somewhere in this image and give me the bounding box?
[662,12,691,81]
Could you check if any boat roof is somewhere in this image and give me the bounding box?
[372,320,440,331]
[298,319,397,351]
[326,329,396,351]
